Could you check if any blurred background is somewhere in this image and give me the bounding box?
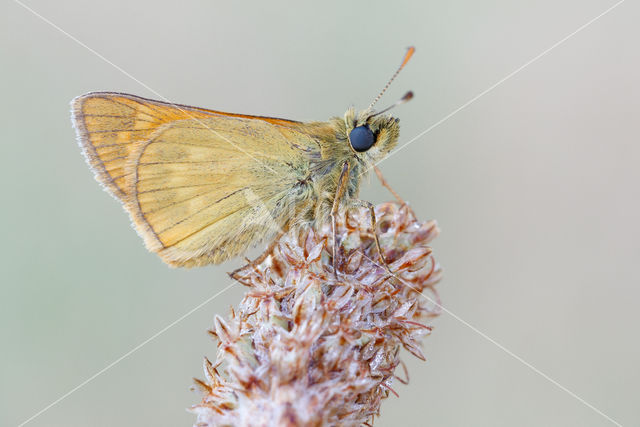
[1,0,638,426]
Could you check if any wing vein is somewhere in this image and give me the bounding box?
[83,114,157,123]
[137,182,218,194]
[155,187,248,235]
[87,128,153,134]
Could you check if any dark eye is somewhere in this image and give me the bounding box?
[349,125,375,152]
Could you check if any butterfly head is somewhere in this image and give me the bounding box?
[341,46,414,166]
[344,108,401,165]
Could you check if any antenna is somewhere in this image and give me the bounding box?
[367,46,415,111]
[369,91,414,117]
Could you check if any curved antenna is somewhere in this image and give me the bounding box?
[367,46,415,111]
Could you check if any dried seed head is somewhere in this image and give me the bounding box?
[191,202,442,426]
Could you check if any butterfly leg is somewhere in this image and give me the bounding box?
[252,231,286,265]
[351,198,394,276]
[374,165,416,219]
[229,230,285,281]
[330,161,351,279]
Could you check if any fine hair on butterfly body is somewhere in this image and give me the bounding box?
[71,47,415,269]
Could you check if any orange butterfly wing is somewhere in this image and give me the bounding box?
[71,92,300,199]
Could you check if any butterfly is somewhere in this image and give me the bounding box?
[72,47,414,269]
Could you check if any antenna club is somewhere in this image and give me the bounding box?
[401,46,415,68]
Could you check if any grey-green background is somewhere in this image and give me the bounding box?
[2,1,638,426]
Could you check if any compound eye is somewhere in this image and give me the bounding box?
[349,125,375,152]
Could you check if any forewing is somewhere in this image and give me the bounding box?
[127,116,320,267]
[71,92,302,200]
